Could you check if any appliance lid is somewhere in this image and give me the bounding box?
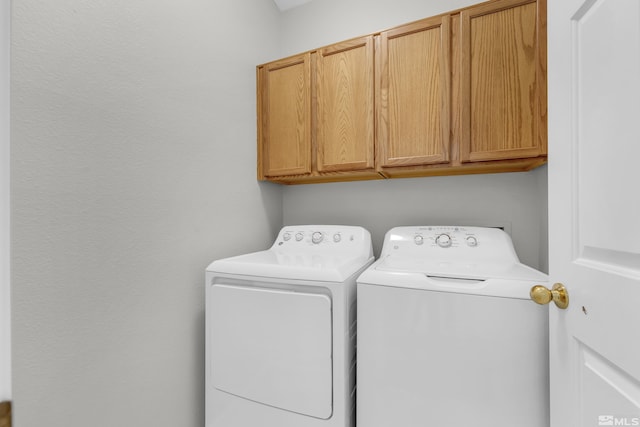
[374,254,548,282]
[207,225,374,282]
[358,226,548,299]
[207,250,374,282]
[357,255,549,299]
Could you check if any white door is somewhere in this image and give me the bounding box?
[548,0,640,426]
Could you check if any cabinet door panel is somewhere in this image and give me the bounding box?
[316,36,375,172]
[259,54,311,177]
[460,0,546,162]
[378,16,451,168]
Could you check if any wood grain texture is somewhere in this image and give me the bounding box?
[460,0,544,162]
[280,157,545,183]
[0,401,11,427]
[537,0,547,154]
[316,36,375,172]
[266,169,384,185]
[378,16,451,169]
[257,0,548,184]
[450,13,462,167]
[258,53,312,178]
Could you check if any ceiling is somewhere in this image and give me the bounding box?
[273,0,313,11]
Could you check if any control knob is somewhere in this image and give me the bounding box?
[312,232,324,244]
[414,235,424,245]
[283,232,291,241]
[295,232,304,242]
[466,236,478,247]
[333,233,341,243]
[436,234,452,248]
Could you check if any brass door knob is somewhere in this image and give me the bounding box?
[530,283,569,309]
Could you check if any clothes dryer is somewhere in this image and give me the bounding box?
[357,226,549,427]
[206,225,373,427]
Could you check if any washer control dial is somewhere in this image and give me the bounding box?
[295,232,304,242]
[312,232,324,244]
[414,235,424,245]
[283,232,291,241]
[466,236,478,247]
[436,233,452,248]
[333,233,341,243]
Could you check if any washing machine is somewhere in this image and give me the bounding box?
[205,225,373,427]
[356,226,549,427]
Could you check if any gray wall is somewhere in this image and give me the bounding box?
[1,0,10,402]
[277,0,480,56]
[11,0,282,426]
[279,0,549,271]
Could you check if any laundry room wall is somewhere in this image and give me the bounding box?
[1,0,10,404]
[278,0,549,271]
[10,1,282,426]
[283,172,548,270]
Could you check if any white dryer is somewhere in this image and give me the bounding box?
[205,225,373,427]
[356,226,549,427]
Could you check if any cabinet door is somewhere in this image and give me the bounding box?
[378,16,451,168]
[460,0,546,162]
[316,36,375,172]
[258,53,312,178]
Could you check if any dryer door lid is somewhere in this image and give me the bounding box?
[209,284,333,419]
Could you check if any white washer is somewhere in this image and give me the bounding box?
[206,225,373,427]
[356,226,549,427]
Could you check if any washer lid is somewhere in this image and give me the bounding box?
[359,226,548,299]
[375,255,548,282]
[357,256,549,299]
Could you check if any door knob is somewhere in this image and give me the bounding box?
[530,283,569,309]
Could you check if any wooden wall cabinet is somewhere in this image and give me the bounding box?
[459,0,547,164]
[257,53,312,179]
[258,37,379,184]
[257,0,547,184]
[316,36,377,176]
[377,15,451,175]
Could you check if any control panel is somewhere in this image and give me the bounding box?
[273,225,373,255]
[406,226,482,249]
[381,226,519,263]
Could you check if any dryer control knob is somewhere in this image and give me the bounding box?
[333,233,341,243]
[283,232,291,241]
[466,236,478,247]
[414,235,424,245]
[295,232,304,241]
[436,234,452,248]
[312,232,324,244]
